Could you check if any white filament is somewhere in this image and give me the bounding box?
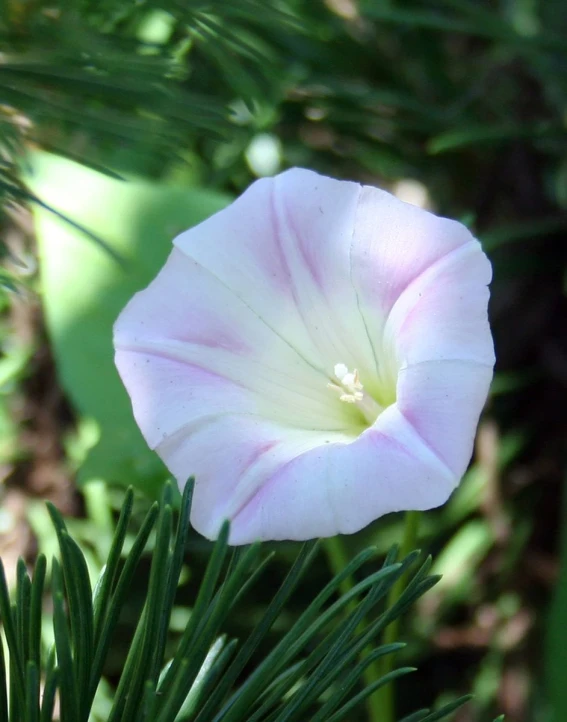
[327,363,383,425]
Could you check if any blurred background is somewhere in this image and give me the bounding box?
[1,0,567,720]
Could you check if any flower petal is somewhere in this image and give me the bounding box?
[351,186,474,318]
[114,350,255,450]
[384,240,494,368]
[156,415,353,540]
[381,234,494,477]
[396,359,493,478]
[349,187,480,394]
[173,169,379,382]
[114,248,361,440]
[172,174,323,371]
[268,169,380,380]
[227,405,455,543]
[155,405,455,543]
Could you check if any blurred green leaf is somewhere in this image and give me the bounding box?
[429,520,494,607]
[428,123,559,154]
[28,152,229,495]
[481,217,567,253]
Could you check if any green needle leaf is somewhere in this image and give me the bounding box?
[93,487,134,646]
[0,561,25,711]
[89,501,159,705]
[29,555,46,670]
[25,660,40,722]
[52,559,80,722]
[0,632,8,722]
[324,667,416,722]
[40,650,59,722]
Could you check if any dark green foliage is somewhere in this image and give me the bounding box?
[0,0,294,196]
[0,481,468,722]
[3,0,565,196]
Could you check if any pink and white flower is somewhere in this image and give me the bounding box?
[114,169,494,544]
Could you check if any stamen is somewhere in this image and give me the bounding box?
[327,363,383,425]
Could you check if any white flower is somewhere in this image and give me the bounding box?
[114,169,494,543]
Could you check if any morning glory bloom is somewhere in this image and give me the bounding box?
[114,169,494,544]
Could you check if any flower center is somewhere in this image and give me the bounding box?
[327,363,383,426]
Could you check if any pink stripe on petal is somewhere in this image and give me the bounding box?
[115,246,349,431]
[115,249,251,354]
[156,413,358,541]
[175,169,382,384]
[229,406,455,544]
[115,350,256,449]
[384,241,494,368]
[174,178,323,369]
[272,170,380,381]
[162,420,277,539]
[352,187,473,313]
[396,359,493,478]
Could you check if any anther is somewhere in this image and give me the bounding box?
[327,362,383,424]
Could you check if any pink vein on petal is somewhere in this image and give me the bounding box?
[383,240,480,329]
[268,177,318,344]
[396,407,455,479]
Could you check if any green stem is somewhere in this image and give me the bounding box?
[323,536,355,603]
[366,510,421,722]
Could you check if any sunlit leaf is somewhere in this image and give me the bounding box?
[28,152,229,495]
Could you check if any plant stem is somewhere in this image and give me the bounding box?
[323,536,355,602]
[366,510,421,722]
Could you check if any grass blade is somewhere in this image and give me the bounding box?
[0,561,25,711]
[89,502,159,704]
[155,520,231,708]
[208,541,320,722]
[40,649,59,722]
[29,555,46,670]
[93,487,134,646]
[25,660,40,722]
[52,559,80,722]
[0,634,8,722]
[324,667,416,722]
[116,503,173,721]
